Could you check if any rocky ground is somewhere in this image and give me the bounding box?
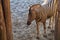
[10,0,55,40]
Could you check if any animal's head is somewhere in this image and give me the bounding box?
[27,8,36,25]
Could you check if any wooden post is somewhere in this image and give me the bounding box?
[55,0,60,40]
[1,0,13,40]
[55,12,60,40]
[0,0,7,40]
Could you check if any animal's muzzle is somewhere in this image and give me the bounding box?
[27,21,31,25]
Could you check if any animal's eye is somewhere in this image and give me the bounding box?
[29,9,31,14]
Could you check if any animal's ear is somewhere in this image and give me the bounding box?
[29,10,31,14]
[29,8,31,14]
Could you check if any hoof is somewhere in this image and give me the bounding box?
[43,34,47,38]
[48,33,51,36]
[50,30,55,33]
[36,37,40,39]
[48,26,51,29]
[49,38,52,40]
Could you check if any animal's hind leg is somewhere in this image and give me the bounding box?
[50,16,55,33]
[48,18,51,29]
[36,22,40,39]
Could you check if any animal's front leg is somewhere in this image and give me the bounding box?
[43,22,46,34]
[36,21,40,39]
[43,22,47,37]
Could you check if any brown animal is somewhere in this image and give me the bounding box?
[27,4,55,39]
